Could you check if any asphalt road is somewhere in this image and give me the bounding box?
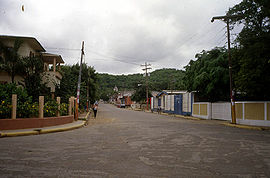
[1,104,270,177]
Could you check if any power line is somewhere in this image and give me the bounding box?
[45,46,143,66]
[88,57,140,66]
[44,22,230,67]
[192,25,226,46]
[85,49,141,65]
[45,47,81,51]
[216,36,227,46]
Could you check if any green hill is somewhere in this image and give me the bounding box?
[97,68,185,100]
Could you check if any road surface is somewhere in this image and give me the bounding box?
[1,104,270,177]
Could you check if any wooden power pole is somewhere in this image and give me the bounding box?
[141,62,152,110]
[75,41,84,120]
[211,15,241,124]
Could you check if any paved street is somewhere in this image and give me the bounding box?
[1,104,270,177]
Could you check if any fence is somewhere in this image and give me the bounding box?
[212,102,231,121]
[235,101,270,126]
[192,101,270,126]
[8,94,75,119]
[192,102,212,119]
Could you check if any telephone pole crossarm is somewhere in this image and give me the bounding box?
[211,14,244,22]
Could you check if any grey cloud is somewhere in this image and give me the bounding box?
[0,0,242,74]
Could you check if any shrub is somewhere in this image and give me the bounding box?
[44,100,58,117]
[0,83,32,119]
[17,102,39,118]
[0,100,11,119]
[0,83,69,118]
[60,103,68,116]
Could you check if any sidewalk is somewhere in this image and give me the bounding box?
[0,112,90,138]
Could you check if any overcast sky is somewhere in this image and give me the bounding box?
[0,0,242,74]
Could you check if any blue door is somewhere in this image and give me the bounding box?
[158,98,161,106]
[174,95,182,115]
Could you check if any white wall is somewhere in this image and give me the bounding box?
[183,93,192,112]
[212,102,231,121]
[2,40,36,57]
[192,102,212,119]
[170,95,174,111]
[151,97,154,109]
[193,101,270,127]
[165,95,170,110]
[154,97,158,109]
[161,96,165,109]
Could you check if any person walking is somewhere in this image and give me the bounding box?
[93,102,98,118]
[158,105,161,114]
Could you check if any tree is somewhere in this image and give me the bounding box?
[184,47,230,102]
[131,84,152,103]
[97,68,186,101]
[55,63,98,107]
[149,68,185,91]
[21,55,49,101]
[228,0,270,100]
[0,39,24,83]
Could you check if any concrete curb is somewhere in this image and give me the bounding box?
[78,111,91,121]
[0,130,39,137]
[174,114,202,121]
[222,122,270,131]
[0,112,90,138]
[39,121,86,134]
[0,121,86,138]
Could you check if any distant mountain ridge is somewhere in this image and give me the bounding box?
[98,68,185,92]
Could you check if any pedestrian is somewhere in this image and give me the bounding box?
[93,103,98,118]
[158,105,161,114]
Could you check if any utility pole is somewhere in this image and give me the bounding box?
[141,62,151,110]
[211,15,241,124]
[86,84,89,112]
[75,41,84,120]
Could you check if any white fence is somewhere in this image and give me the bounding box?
[192,102,212,119]
[212,102,231,121]
[192,101,270,127]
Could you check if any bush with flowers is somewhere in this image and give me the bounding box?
[44,100,58,117]
[60,103,68,116]
[0,84,68,119]
[0,83,31,119]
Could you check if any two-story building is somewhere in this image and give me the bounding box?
[0,35,64,97]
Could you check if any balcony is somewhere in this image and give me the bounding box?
[41,53,64,93]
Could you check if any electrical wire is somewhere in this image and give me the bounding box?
[45,45,145,66]
[44,22,234,67]
[45,47,81,51]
